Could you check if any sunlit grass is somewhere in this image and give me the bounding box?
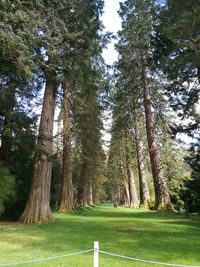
[0,205,199,267]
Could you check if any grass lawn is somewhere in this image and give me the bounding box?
[0,205,200,267]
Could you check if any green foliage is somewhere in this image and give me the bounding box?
[1,0,198,217]
[0,0,107,214]
[0,161,15,216]
[154,0,200,134]
[185,141,200,212]
[159,135,191,208]
[154,0,200,211]
[0,91,37,217]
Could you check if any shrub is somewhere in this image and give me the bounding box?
[0,161,15,217]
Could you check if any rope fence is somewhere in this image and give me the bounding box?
[0,242,199,267]
[0,249,93,266]
[99,250,200,267]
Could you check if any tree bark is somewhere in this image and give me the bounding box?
[58,81,73,212]
[77,157,88,207]
[77,119,92,208]
[86,182,93,206]
[124,182,130,206]
[126,162,139,208]
[19,72,57,224]
[134,111,150,207]
[141,52,171,210]
[125,133,139,208]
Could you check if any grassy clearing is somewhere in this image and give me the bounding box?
[0,205,199,267]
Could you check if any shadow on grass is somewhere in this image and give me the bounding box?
[0,205,200,264]
[76,206,200,228]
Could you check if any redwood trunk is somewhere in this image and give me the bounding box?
[125,135,138,208]
[86,182,93,206]
[141,52,171,210]
[124,182,130,206]
[58,82,73,212]
[134,112,150,207]
[77,158,88,207]
[126,162,139,208]
[19,74,57,224]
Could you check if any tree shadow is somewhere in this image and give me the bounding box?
[0,206,200,266]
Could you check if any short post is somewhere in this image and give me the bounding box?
[94,241,99,267]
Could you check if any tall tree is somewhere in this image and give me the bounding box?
[154,0,200,211]
[125,132,139,208]
[0,0,38,161]
[117,0,172,209]
[58,81,73,212]
[19,0,79,223]
[70,0,106,208]
[76,76,105,207]
[154,0,200,126]
[107,88,139,207]
[19,68,58,223]
[133,110,150,206]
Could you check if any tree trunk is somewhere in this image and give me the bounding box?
[77,118,92,208]
[19,73,57,224]
[134,111,150,207]
[58,81,73,212]
[125,134,139,208]
[141,52,171,210]
[126,162,139,208]
[77,157,88,207]
[86,182,93,206]
[124,182,130,206]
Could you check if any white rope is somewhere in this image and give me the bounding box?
[1,248,199,267]
[99,250,200,267]
[0,249,94,266]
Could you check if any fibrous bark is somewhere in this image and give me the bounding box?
[126,162,139,208]
[58,81,73,212]
[134,112,150,207]
[19,72,57,224]
[125,134,139,208]
[141,52,171,210]
[124,182,130,206]
[86,182,93,206]
[77,156,88,207]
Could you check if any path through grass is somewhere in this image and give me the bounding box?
[0,205,199,267]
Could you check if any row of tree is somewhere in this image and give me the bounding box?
[0,0,199,224]
[107,0,199,212]
[0,0,108,223]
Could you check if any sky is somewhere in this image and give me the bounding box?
[101,0,122,65]
[100,0,123,147]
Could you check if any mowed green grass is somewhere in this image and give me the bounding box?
[0,205,200,267]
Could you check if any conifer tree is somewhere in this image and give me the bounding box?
[19,0,82,223]
[117,0,172,209]
[57,81,73,212]
[154,0,200,211]
[107,84,139,207]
